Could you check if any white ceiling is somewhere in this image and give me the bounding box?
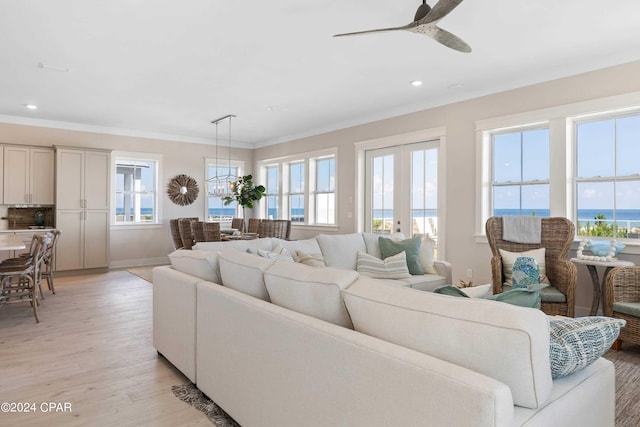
[1,0,640,148]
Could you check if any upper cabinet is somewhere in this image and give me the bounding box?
[3,146,54,205]
[56,148,110,210]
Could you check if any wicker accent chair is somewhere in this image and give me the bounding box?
[231,218,244,232]
[247,218,261,235]
[605,266,640,349]
[257,219,291,240]
[486,216,577,317]
[203,222,221,242]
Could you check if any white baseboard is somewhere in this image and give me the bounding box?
[110,256,169,269]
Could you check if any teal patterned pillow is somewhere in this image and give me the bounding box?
[379,236,424,275]
[549,316,625,379]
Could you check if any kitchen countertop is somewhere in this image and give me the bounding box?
[0,228,56,233]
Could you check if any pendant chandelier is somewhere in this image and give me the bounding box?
[207,114,237,197]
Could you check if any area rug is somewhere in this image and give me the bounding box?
[604,345,640,427]
[172,383,240,426]
[127,266,162,283]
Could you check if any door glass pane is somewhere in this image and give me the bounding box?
[372,154,393,233]
[411,148,438,238]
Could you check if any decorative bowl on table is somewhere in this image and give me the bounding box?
[588,240,625,257]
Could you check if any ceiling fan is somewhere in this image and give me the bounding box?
[334,0,471,53]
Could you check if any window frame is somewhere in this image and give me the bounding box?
[475,90,640,253]
[258,148,338,227]
[111,151,162,229]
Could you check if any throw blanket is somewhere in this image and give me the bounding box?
[502,216,542,244]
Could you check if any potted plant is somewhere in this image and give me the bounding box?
[222,175,266,231]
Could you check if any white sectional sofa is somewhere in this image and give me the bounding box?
[153,233,615,427]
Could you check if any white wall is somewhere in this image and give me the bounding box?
[254,59,640,315]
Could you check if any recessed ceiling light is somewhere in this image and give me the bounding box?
[25,104,38,110]
[411,80,423,87]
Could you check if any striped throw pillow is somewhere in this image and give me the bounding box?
[356,251,411,279]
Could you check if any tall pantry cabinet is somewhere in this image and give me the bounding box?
[55,147,111,270]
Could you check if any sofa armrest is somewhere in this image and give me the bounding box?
[434,260,452,284]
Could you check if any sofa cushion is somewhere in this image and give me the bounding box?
[219,249,275,301]
[383,274,448,291]
[316,233,366,270]
[379,236,424,275]
[264,262,358,328]
[168,249,221,284]
[549,316,625,379]
[356,251,410,279]
[500,248,549,285]
[342,278,553,409]
[256,244,295,262]
[195,237,274,253]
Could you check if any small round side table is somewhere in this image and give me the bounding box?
[570,257,635,315]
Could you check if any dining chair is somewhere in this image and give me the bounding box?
[247,218,261,235]
[0,234,47,323]
[203,222,221,242]
[231,218,244,233]
[178,218,198,249]
[169,219,184,249]
[191,220,206,243]
[41,230,61,295]
[257,219,291,240]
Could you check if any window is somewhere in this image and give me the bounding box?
[265,165,280,219]
[288,162,305,223]
[259,149,337,226]
[575,113,640,238]
[114,156,159,225]
[477,93,640,245]
[491,127,550,217]
[205,159,243,221]
[314,156,336,225]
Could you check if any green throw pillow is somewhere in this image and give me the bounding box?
[433,285,470,298]
[549,316,625,379]
[485,283,547,308]
[379,236,424,275]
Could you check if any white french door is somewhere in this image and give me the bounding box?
[365,141,439,241]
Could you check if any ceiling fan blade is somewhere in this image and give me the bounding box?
[430,26,471,52]
[334,24,411,37]
[420,0,465,24]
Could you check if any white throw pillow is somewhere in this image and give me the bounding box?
[356,251,411,279]
[342,278,553,409]
[256,244,295,262]
[264,262,358,328]
[168,249,221,284]
[499,248,549,285]
[293,249,326,268]
[419,235,438,275]
[219,249,275,301]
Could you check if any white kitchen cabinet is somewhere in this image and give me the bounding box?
[55,147,110,271]
[3,146,54,205]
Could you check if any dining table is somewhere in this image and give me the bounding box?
[0,234,27,252]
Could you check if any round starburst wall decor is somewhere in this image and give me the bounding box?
[167,174,199,206]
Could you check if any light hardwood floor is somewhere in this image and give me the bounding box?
[0,270,211,427]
